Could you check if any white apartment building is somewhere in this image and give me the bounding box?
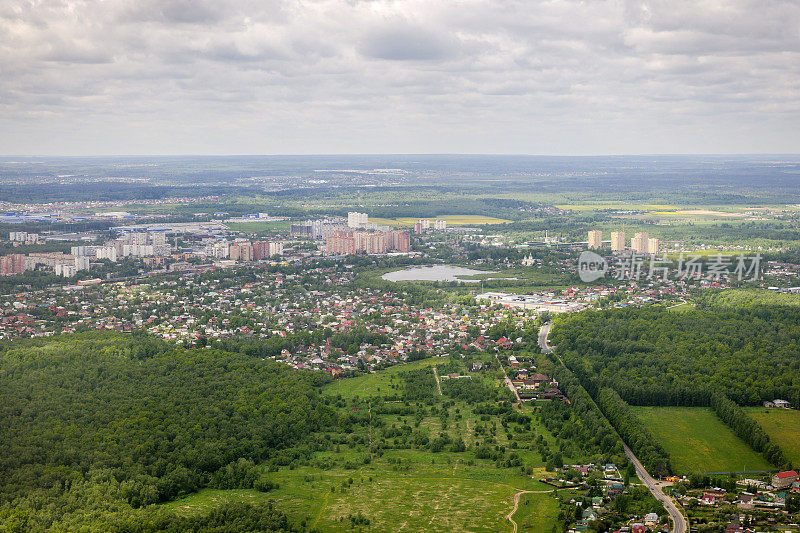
[347,212,368,228]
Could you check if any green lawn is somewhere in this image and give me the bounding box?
[745,408,800,466]
[632,407,771,474]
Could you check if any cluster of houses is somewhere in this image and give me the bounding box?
[0,263,546,379]
[693,470,800,509]
[510,370,567,401]
[549,464,666,533]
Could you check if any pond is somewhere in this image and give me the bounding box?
[381,265,495,283]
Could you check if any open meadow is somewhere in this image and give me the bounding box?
[162,354,572,531]
[632,407,771,474]
[164,459,558,532]
[745,407,800,467]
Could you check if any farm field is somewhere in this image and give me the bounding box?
[632,407,771,474]
[368,215,511,226]
[745,407,800,466]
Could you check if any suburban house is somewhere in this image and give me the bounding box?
[701,489,727,504]
[772,471,799,489]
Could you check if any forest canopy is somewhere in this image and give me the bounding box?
[549,305,800,407]
[0,332,333,530]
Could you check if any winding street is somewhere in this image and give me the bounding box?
[537,322,687,533]
[623,444,686,533]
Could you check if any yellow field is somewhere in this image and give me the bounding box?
[368,215,510,226]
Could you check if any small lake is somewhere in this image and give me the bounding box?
[382,265,495,283]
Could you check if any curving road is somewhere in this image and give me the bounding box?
[538,322,686,533]
[623,443,686,533]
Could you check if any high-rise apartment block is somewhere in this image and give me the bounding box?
[611,231,625,251]
[631,232,649,254]
[229,242,254,262]
[326,230,410,255]
[588,230,602,249]
[0,254,26,275]
[347,212,369,228]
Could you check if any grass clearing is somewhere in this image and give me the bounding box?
[745,408,800,466]
[162,445,557,532]
[323,357,447,398]
[162,488,268,514]
[514,491,562,533]
[632,407,771,474]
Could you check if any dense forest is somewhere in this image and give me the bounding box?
[549,306,800,407]
[0,332,333,530]
[549,304,799,469]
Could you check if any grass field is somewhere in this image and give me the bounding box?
[632,407,771,474]
[323,357,449,398]
[225,220,291,233]
[514,491,563,533]
[165,461,555,532]
[161,355,574,531]
[162,413,561,532]
[368,215,511,226]
[745,408,800,466]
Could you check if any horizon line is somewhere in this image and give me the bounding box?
[1,152,800,158]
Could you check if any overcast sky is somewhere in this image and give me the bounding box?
[1,0,798,155]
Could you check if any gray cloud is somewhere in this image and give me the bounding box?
[359,21,457,61]
[0,0,798,155]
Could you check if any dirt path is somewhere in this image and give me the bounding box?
[505,490,541,533]
[432,366,442,395]
[495,352,521,403]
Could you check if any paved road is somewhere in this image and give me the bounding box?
[538,322,686,533]
[624,443,686,533]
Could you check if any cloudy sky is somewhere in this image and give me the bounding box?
[1,0,798,155]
